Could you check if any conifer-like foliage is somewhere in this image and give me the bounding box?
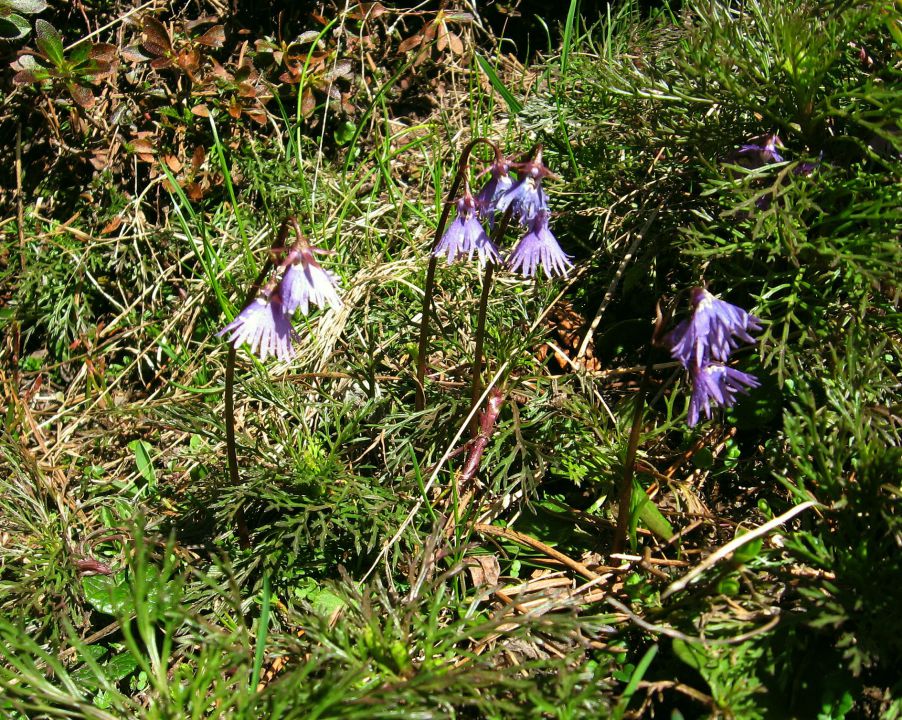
[0,0,899,717]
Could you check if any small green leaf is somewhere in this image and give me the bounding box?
[34,18,64,67]
[82,568,164,618]
[128,440,156,489]
[634,485,674,540]
[310,586,345,617]
[334,120,356,146]
[692,447,714,469]
[0,13,30,40]
[82,573,134,616]
[5,0,48,14]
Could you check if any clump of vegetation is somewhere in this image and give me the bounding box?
[0,0,899,717]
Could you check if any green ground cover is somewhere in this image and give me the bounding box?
[0,1,900,717]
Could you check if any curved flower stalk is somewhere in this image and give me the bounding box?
[507,210,573,279]
[433,191,501,267]
[220,226,341,362]
[220,217,342,547]
[415,139,570,422]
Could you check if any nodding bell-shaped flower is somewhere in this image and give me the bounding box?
[279,242,342,316]
[667,288,762,369]
[507,210,573,279]
[736,132,784,167]
[475,156,514,227]
[218,294,297,362]
[495,147,554,225]
[433,192,501,267]
[687,361,760,427]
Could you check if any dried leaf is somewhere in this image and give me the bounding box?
[190,146,206,171]
[397,33,422,53]
[185,182,204,200]
[142,17,172,54]
[121,44,149,63]
[12,68,38,84]
[447,31,463,56]
[131,137,154,154]
[196,24,225,48]
[301,87,316,118]
[246,109,267,125]
[100,216,122,235]
[467,555,501,587]
[325,59,352,80]
[163,154,182,172]
[69,83,95,109]
[177,48,201,75]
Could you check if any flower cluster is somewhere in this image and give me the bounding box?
[435,147,573,279]
[219,233,341,362]
[666,288,761,426]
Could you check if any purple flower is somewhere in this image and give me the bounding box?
[737,133,784,167]
[667,288,761,368]
[793,151,823,176]
[433,194,501,267]
[507,210,573,279]
[279,245,342,316]
[495,175,549,225]
[495,150,554,225]
[687,361,760,427]
[475,157,514,227]
[218,295,296,361]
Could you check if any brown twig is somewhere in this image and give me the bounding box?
[474,523,605,581]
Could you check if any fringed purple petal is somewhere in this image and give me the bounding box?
[508,212,573,279]
[668,288,761,368]
[687,362,760,427]
[280,258,342,316]
[218,297,297,362]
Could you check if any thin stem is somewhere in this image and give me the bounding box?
[468,208,513,436]
[225,217,293,549]
[469,263,494,437]
[612,355,655,555]
[415,137,498,412]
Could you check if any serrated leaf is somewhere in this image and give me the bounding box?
[34,18,63,66]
